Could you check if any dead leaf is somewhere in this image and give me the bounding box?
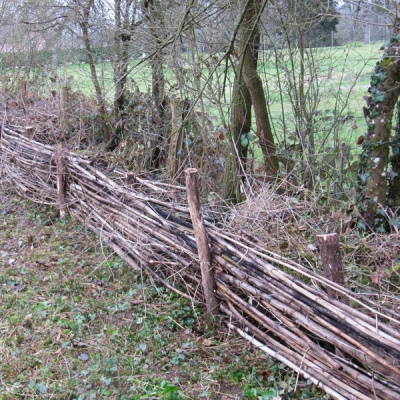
[307,244,318,252]
[371,270,389,285]
[129,299,144,305]
[258,369,271,380]
[214,130,225,140]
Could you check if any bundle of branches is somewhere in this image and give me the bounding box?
[1,125,400,400]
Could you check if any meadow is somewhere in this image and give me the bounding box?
[49,42,383,163]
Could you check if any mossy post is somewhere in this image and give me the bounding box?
[357,34,400,230]
[317,233,348,304]
[185,168,219,316]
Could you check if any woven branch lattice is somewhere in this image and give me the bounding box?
[1,125,400,400]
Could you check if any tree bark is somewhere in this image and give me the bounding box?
[221,15,252,202]
[166,98,189,178]
[388,98,400,211]
[317,233,348,304]
[241,0,279,180]
[357,36,400,230]
[143,0,167,170]
[54,144,69,219]
[79,0,111,144]
[112,0,140,150]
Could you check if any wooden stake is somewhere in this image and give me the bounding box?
[61,86,70,132]
[185,168,219,315]
[25,126,35,140]
[317,233,348,304]
[54,144,69,219]
[20,80,29,110]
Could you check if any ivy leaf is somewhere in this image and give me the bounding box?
[377,208,386,217]
[389,218,399,227]
[360,173,369,184]
[357,220,367,231]
[38,382,47,394]
[375,71,387,82]
[240,134,249,148]
[376,225,386,233]
[247,132,257,142]
[372,91,385,103]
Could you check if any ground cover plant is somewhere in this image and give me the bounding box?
[0,187,331,399]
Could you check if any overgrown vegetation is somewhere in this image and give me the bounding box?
[0,189,329,399]
[1,1,400,398]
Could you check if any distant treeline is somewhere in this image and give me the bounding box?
[0,47,116,69]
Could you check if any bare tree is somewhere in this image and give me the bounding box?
[222,0,279,201]
[112,0,142,150]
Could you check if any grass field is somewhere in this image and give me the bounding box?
[57,42,382,111]
[50,42,383,157]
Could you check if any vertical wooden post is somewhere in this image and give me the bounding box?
[61,86,70,132]
[20,80,29,109]
[50,90,57,106]
[185,168,219,316]
[54,144,69,219]
[317,233,348,304]
[25,126,35,140]
[126,173,138,188]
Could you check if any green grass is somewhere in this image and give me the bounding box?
[51,42,383,151]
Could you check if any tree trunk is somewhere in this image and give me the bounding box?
[221,36,252,201]
[111,0,140,151]
[79,1,111,144]
[143,0,167,170]
[388,98,400,210]
[166,98,189,178]
[241,0,279,180]
[357,36,400,230]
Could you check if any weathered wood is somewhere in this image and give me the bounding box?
[185,168,219,316]
[25,126,35,140]
[2,125,400,399]
[54,144,69,219]
[20,80,29,110]
[317,233,348,304]
[166,98,188,178]
[126,173,137,188]
[61,86,70,132]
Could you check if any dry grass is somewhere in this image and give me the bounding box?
[224,187,400,313]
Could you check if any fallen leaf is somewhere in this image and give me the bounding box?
[307,244,318,252]
[79,353,89,361]
[371,270,389,285]
[258,369,271,380]
[129,299,144,305]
